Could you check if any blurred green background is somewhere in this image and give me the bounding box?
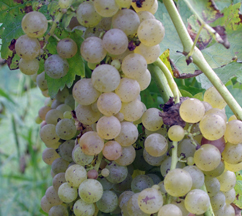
[0,61,51,216]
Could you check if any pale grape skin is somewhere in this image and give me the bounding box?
[168,125,185,141]
[56,119,76,140]
[115,145,136,166]
[49,205,68,216]
[216,170,236,192]
[142,108,163,131]
[40,124,60,147]
[38,106,51,120]
[65,164,87,188]
[143,148,166,166]
[51,158,69,175]
[137,11,155,22]
[131,0,155,12]
[224,119,242,144]
[72,144,94,166]
[94,0,119,17]
[36,71,48,90]
[115,0,132,8]
[58,182,78,203]
[57,38,77,59]
[96,190,119,213]
[19,58,39,75]
[105,162,128,184]
[45,186,62,205]
[158,204,182,216]
[131,174,154,193]
[59,0,73,8]
[52,172,66,191]
[102,141,122,160]
[42,148,60,165]
[223,188,236,204]
[136,69,151,91]
[73,199,95,216]
[222,142,242,164]
[119,191,135,208]
[183,166,205,190]
[58,140,75,162]
[205,176,220,197]
[210,191,226,211]
[203,161,225,178]
[45,109,63,125]
[126,193,148,216]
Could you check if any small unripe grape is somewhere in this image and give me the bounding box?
[168,125,185,141]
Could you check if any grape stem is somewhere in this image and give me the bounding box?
[163,0,242,120]
[170,141,178,170]
[94,152,103,171]
[148,64,173,103]
[153,58,180,103]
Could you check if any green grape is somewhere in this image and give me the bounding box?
[131,0,155,12]
[97,92,121,116]
[91,64,120,92]
[179,98,205,123]
[51,158,69,175]
[45,109,63,125]
[49,205,68,216]
[121,53,147,80]
[96,116,121,140]
[134,43,160,64]
[115,0,132,8]
[59,0,73,8]
[160,157,185,177]
[142,108,163,131]
[41,195,53,213]
[73,199,95,216]
[214,204,235,216]
[204,86,227,109]
[228,114,237,121]
[143,148,166,166]
[158,204,182,216]
[87,62,97,70]
[119,191,135,208]
[164,168,192,197]
[40,124,60,147]
[171,200,189,216]
[183,166,204,189]
[56,104,72,114]
[205,176,220,197]
[35,116,42,124]
[210,191,226,211]
[203,160,225,177]
[137,11,155,22]
[52,172,66,191]
[39,106,51,121]
[137,19,165,46]
[103,141,122,160]
[127,193,148,216]
[103,29,128,55]
[111,59,121,70]
[78,179,103,203]
[72,145,94,166]
[177,139,197,158]
[19,58,39,75]
[45,55,69,79]
[194,144,221,171]
[115,145,136,166]
[94,0,119,17]
[21,11,48,38]
[72,78,100,105]
[78,131,104,156]
[56,119,76,140]
[36,71,48,90]
[76,1,102,27]
[224,160,242,172]
[115,122,138,147]
[115,78,140,103]
[65,164,87,188]
[96,190,118,213]
[144,133,168,157]
[222,142,242,164]
[76,104,101,125]
[138,187,163,214]
[224,120,242,144]
[184,189,210,214]
[15,35,40,60]
[168,125,185,141]
[112,9,140,36]
[223,188,236,204]
[216,170,236,192]
[56,38,77,59]
[58,182,77,203]
[105,162,128,184]
[205,107,227,122]
[131,174,154,193]
[42,148,60,165]
[136,69,151,91]
[45,186,62,205]
[51,100,63,109]
[58,140,75,162]
[81,36,107,62]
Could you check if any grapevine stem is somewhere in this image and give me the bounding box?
[153,58,180,103]
[170,141,178,170]
[148,64,173,103]
[163,0,242,120]
[94,152,103,171]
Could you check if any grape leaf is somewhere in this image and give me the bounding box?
[213,0,231,11]
[177,0,193,27]
[140,89,159,109]
[234,171,242,208]
[159,49,173,77]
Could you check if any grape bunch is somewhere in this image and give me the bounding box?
[14,0,241,215]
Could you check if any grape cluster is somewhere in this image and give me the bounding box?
[14,0,241,215]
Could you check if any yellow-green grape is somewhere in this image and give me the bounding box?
[73,199,95,216]
[59,0,73,8]
[78,131,104,155]
[205,107,227,122]
[76,1,102,27]
[228,115,237,121]
[36,71,48,90]
[148,0,158,14]
[51,158,69,175]
[53,173,66,191]
[158,204,182,216]
[96,116,121,139]
[224,160,242,172]
[160,157,185,177]
[126,193,148,216]
[222,142,242,164]
[58,182,78,203]
[96,190,118,213]
[137,11,155,22]
[205,176,220,197]
[35,116,42,124]
[103,140,122,160]
[40,124,60,147]
[49,205,68,216]
[101,168,110,177]
[179,98,205,123]
[214,204,235,216]
[137,19,165,46]
[87,62,97,70]
[81,37,107,63]
[63,111,72,119]
[216,170,236,192]
[177,139,197,159]
[56,119,76,140]
[223,188,236,205]
[19,58,39,75]
[135,69,151,91]
[224,120,242,144]
[94,0,119,17]
[168,125,185,141]
[131,0,155,12]
[21,11,48,38]
[184,189,210,214]
[115,0,132,8]
[210,191,226,211]
[111,9,140,36]
[183,166,204,190]
[193,144,221,171]
[199,114,226,140]
[65,164,87,188]
[204,86,227,109]
[144,133,168,157]
[45,108,63,125]
[134,43,160,64]
[111,59,121,70]
[57,38,77,59]
[115,78,140,103]
[115,145,136,166]
[138,188,163,214]
[72,79,100,105]
[203,161,225,178]
[15,35,40,60]
[164,168,192,197]
[187,157,194,166]
[142,108,163,131]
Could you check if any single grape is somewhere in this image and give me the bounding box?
[53,172,66,191]
[45,186,62,205]
[41,195,53,213]
[183,166,204,189]
[205,107,227,122]
[177,138,197,159]
[105,162,128,184]
[119,191,135,208]
[136,69,151,91]
[49,205,68,216]
[51,158,69,175]
[143,148,166,166]
[36,71,48,90]
[19,58,39,75]
[203,160,225,177]
[42,148,60,165]
[224,120,242,144]
[94,0,119,17]
[58,140,75,162]
[65,164,87,188]
[131,0,155,12]
[223,188,236,205]
[56,104,72,115]
[204,86,227,109]
[137,11,155,22]
[40,124,60,147]
[149,0,158,14]
[39,106,51,121]
[103,141,122,160]
[210,191,226,211]
[45,109,63,125]
[158,204,182,216]
[72,145,94,166]
[168,125,185,141]
[115,145,136,166]
[131,174,154,193]
[224,160,242,172]
[57,38,77,59]
[59,0,73,8]
[142,108,163,131]
[96,190,118,213]
[73,199,95,216]
[58,182,78,203]
[56,119,76,140]
[205,176,220,197]
[216,170,236,192]
[222,142,242,164]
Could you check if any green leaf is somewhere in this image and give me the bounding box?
[140,89,159,109]
[213,0,232,11]
[234,171,242,208]
[177,0,193,27]
[180,89,193,98]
